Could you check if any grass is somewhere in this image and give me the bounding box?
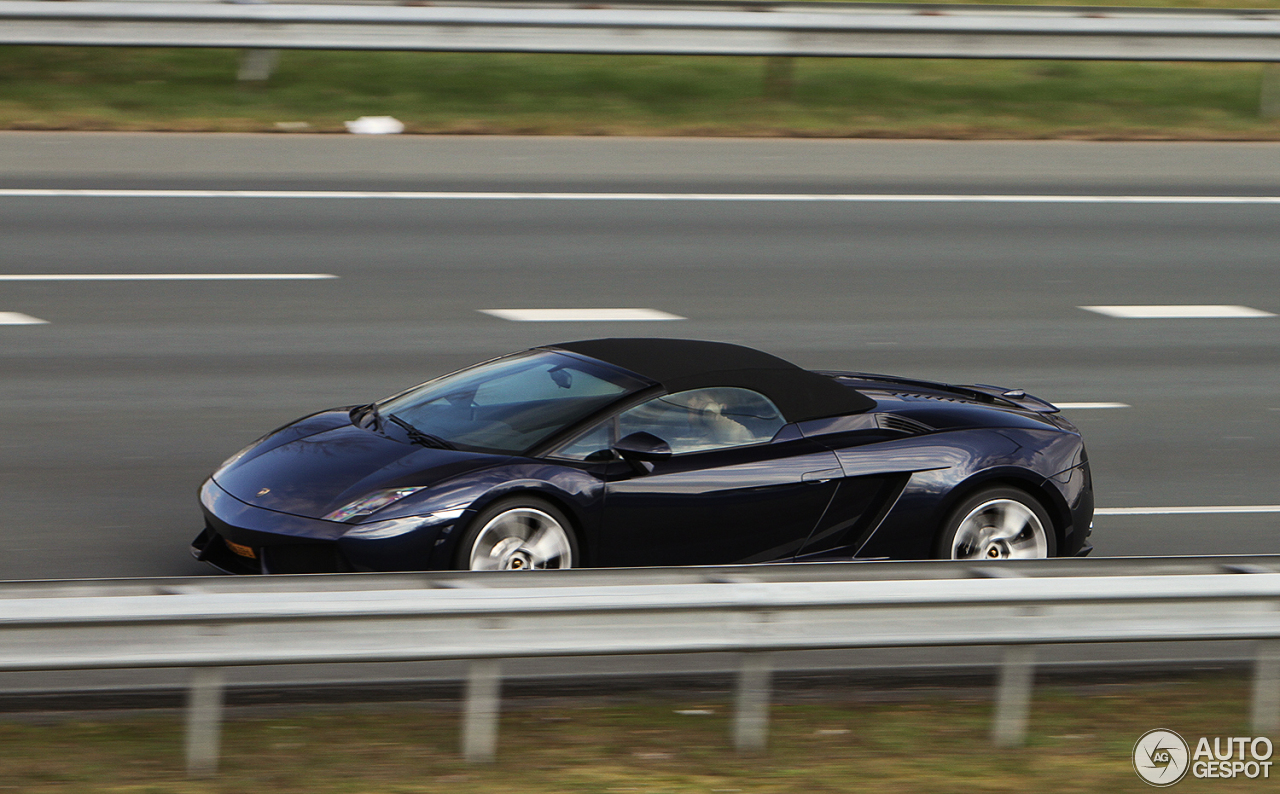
[0,675,1270,792]
[3,45,1280,138]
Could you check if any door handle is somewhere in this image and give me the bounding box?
[802,468,843,484]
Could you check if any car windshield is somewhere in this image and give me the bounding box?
[376,351,649,454]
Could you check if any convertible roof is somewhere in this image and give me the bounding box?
[545,338,875,422]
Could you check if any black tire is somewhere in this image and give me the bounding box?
[934,486,1057,560]
[453,496,579,571]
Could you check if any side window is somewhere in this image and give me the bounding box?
[617,388,784,455]
[552,420,615,462]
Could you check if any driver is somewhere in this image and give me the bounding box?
[685,390,754,445]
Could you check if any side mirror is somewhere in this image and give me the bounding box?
[612,432,672,472]
[549,367,573,390]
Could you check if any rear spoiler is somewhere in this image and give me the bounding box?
[823,372,1060,414]
[965,384,1060,414]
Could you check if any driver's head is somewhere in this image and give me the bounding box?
[685,392,724,424]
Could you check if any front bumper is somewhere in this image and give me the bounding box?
[194,478,459,574]
[190,525,351,574]
[191,524,255,574]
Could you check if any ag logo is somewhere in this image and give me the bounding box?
[1134,729,1190,787]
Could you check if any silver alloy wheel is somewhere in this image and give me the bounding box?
[467,507,574,571]
[949,498,1050,560]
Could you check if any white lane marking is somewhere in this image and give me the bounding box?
[1081,304,1275,319]
[0,274,336,281]
[480,308,685,322]
[1054,402,1131,410]
[1097,506,1280,515]
[0,312,47,325]
[9,189,1280,203]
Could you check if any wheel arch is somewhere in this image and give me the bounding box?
[934,469,1069,555]
[450,482,591,566]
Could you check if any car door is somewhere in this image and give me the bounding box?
[594,388,843,566]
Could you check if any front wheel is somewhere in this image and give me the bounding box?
[935,487,1056,560]
[455,498,577,571]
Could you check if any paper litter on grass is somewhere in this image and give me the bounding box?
[344,116,404,134]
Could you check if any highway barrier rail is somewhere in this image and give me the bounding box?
[3,555,1280,776]
[4,1,1280,61]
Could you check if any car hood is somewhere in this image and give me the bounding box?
[212,423,505,520]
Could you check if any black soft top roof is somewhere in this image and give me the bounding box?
[545,338,874,423]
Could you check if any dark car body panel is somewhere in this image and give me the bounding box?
[597,437,842,566]
[194,341,1093,573]
[213,414,510,521]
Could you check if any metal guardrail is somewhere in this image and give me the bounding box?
[5,553,1280,597]
[4,0,1280,61]
[2,557,1280,776]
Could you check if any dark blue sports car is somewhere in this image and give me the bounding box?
[192,338,1093,574]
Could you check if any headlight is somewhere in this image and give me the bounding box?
[324,487,426,522]
[341,509,467,540]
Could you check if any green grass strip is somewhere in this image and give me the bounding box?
[0,675,1267,792]
[4,47,1280,138]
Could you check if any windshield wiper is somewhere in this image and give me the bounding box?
[386,414,456,450]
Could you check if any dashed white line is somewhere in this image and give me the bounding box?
[1054,402,1131,410]
[8,189,1280,203]
[1096,506,1280,516]
[480,308,685,322]
[0,274,336,281]
[1080,304,1275,319]
[0,312,47,325]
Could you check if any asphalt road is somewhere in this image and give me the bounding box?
[1,134,1278,582]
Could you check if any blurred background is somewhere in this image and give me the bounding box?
[1,1,1278,791]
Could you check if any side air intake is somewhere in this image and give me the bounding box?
[877,414,933,436]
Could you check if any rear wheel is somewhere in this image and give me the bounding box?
[456,497,577,571]
[935,486,1056,560]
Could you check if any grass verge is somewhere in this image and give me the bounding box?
[4,46,1280,138]
[0,675,1269,793]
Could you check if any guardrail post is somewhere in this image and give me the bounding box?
[764,56,794,100]
[238,49,279,82]
[992,645,1035,747]
[1262,64,1280,119]
[185,667,225,778]
[462,659,502,762]
[1252,639,1280,735]
[733,652,773,753]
